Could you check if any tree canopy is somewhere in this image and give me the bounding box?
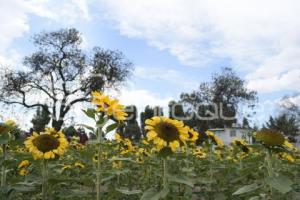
[31,106,51,132]
[180,67,257,132]
[265,114,299,142]
[118,105,142,141]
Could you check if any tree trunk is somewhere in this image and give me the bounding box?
[52,120,64,131]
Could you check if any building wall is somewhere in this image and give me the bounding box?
[293,135,300,150]
[212,128,252,145]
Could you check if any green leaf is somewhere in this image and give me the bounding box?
[86,140,100,145]
[116,188,142,195]
[0,133,10,144]
[12,186,36,192]
[78,124,94,132]
[109,157,135,163]
[158,187,169,199]
[109,169,130,175]
[96,117,107,128]
[157,147,173,158]
[106,122,119,133]
[265,175,293,194]
[101,175,115,183]
[82,109,96,119]
[168,174,194,187]
[13,182,38,192]
[232,183,259,195]
[69,189,90,196]
[249,196,260,200]
[141,188,159,200]
[140,187,169,200]
[214,193,226,200]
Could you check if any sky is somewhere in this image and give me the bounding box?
[0,0,299,129]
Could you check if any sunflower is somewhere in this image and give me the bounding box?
[187,127,199,142]
[278,152,295,163]
[255,129,285,146]
[114,133,123,143]
[141,139,149,145]
[107,99,128,121]
[74,162,85,169]
[145,116,189,152]
[214,150,224,160]
[91,91,127,121]
[93,155,98,163]
[120,138,135,155]
[193,147,206,158]
[111,156,123,168]
[232,138,252,153]
[0,119,16,134]
[283,140,294,149]
[205,131,224,147]
[15,147,26,153]
[93,152,108,163]
[6,119,15,125]
[283,139,298,152]
[18,160,30,169]
[61,164,72,172]
[24,130,68,160]
[18,168,29,176]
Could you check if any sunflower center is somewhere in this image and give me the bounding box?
[188,131,193,139]
[33,134,60,153]
[155,122,179,142]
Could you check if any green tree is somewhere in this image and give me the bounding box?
[0,28,133,131]
[118,105,142,141]
[168,100,186,120]
[180,67,257,133]
[62,125,77,138]
[140,106,154,137]
[31,106,51,132]
[280,95,300,125]
[140,105,164,137]
[242,117,250,128]
[265,114,299,142]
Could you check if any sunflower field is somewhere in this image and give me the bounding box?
[0,91,300,200]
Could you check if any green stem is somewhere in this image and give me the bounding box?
[1,144,7,188]
[265,149,274,196]
[185,144,190,168]
[208,143,213,184]
[96,127,103,200]
[265,149,274,177]
[148,165,152,185]
[42,159,48,200]
[162,159,167,189]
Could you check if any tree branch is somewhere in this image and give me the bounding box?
[1,91,47,110]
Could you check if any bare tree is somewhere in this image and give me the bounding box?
[0,28,133,130]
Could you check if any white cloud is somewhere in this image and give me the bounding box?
[0,0,92,67]
[28,0,91,24]
[119,89,172,108]
[247,69,300,93]
[108,86,173,115]
[279,94,300,108]
[0,50,23,69]
[99,0,300,93]
[134,66,199,90]
[0,1,30,53]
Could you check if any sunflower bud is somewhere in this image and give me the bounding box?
[255,129,285,146]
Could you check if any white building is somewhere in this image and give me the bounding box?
[209,128,300,150]
[293,135,300,150]
[209,127,253,145]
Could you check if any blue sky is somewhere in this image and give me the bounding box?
[0,0,299,129]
